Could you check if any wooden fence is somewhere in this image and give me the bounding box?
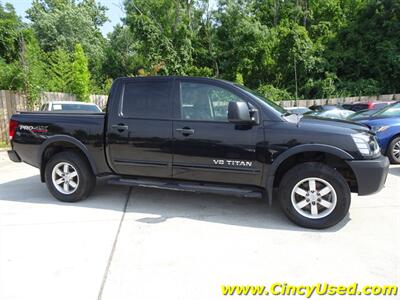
[1,90,400,144]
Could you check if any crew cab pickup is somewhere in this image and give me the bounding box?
[8,77,390,229]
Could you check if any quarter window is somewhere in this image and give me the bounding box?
[180,82,244,121]
[122,81,172,119]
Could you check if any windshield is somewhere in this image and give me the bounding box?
[234,84,287,115]
[372,102,400,117]
[348,109,377,120]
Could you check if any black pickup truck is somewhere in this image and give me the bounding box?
[8,76,389,228]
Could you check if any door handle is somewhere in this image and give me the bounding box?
[176,127,194,136]
[112,124,129,132]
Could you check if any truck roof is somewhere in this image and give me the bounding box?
[115,76,234,85]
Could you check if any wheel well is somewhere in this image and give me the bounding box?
[40,142,92,182]
[273,151,358,193]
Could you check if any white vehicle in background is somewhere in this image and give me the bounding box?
[285,106,312,115]
[40,101,102,113]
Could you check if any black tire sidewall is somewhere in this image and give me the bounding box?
[279,162,351,229]
[45,151,95,202]
[388,137,400,164]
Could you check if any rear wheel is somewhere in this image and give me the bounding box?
[387,137,400,164]
[45,151,96,202]
[279,162,351,229]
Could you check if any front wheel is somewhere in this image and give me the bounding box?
[45,151,96,202]
[387,137,400,164]
[279,162,351,229]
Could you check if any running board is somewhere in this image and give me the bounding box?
[107,177,263,198]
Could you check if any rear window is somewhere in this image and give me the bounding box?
[373,103,389,110]
[342,104,352,110]
[352,104,368,111]
[53,104,100,112]
[122,81,172,119]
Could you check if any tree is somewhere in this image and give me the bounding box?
[0,0,397,101]
[26,0,108,89]
[0,57,21,90]
[102,25,144,79]
[46,48,72,92]
[0,2,23,63]
[70,44,90,101]
[275,21,317,98]
[19,30,47,109]
[124,0,212,75]
[329,0,400,95]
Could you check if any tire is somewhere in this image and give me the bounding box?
[45,151,96,202]
[387,136,400,164]
[278,162,351,229]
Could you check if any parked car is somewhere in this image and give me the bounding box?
[40,101,102,113]
[7,76,389,229]
[285,106,312,115]
[303,109,355,120]
[308,104,341,111]
[356,101,400,164]
[343,101,394,112]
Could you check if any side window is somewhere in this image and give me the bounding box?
[180,82,244,121]
[122,81,172,119]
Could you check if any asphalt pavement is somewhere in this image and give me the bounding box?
[0,150,399,300]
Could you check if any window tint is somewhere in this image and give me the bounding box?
[122,81,172,119]
[180,82,244,121]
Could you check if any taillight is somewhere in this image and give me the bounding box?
[9,119,18,140]
[368,102,374,109]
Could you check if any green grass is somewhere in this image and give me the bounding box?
[0,141,9,149]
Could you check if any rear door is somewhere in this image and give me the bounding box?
[172,79,264,187]
[106,77,174,178]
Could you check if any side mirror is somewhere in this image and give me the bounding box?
[228,101,252,124]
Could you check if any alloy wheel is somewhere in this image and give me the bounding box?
[51,162,79,195]
[392,141,400,160]
[291,177,337,219]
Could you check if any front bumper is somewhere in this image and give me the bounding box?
[7,150,21,163]
[347,155,389,196]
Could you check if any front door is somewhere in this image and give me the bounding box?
[107,78,173,178]
[172,79,264,187]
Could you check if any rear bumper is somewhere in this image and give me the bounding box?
[7,150,21,163]
[347,155,390,196]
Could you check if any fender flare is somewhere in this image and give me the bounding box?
[38,135,98,182]
[264,144,354,204]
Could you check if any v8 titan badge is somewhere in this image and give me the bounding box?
[213,159,253,167]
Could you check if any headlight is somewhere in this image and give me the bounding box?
[371,125,389,133]
[351,133,380,157]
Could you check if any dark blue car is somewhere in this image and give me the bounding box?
[356,102,400,164]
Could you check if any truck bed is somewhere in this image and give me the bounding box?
[10,111,110,175]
